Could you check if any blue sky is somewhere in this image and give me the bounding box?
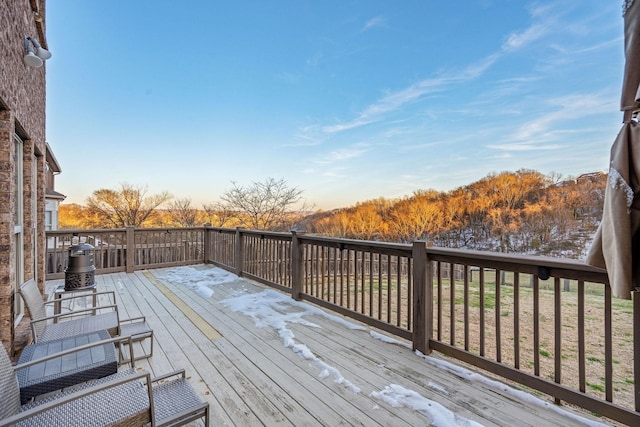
[46,1,624,210]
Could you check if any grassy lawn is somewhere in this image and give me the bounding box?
[308,269,634,410]
[435,275,634,409]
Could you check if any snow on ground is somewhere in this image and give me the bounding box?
[158,266,611,427]
[370,330,411,347]
[153,265,237,298]
[371,384,484,427]
[415,351,610,427]
[222,288,362,393]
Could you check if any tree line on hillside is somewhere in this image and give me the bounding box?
[59,178,309,231]
[299,169,605,258]
[58,170,606,259]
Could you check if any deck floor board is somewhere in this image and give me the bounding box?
[155,270,384,427]
[45,265,611,426]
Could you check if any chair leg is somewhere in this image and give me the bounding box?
[118,332,154,365]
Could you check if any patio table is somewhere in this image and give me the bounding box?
[52,284,98,321]
[16,329,118,404]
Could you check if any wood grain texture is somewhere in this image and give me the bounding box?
[45,266,610,427]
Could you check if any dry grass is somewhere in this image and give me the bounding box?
[435,276,635,411]
[312,272,635,418]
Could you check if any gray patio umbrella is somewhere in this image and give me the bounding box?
[585,0,640,300]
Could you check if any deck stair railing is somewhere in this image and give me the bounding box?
[45,226,639,425]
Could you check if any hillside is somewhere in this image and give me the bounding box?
[59,169,606,259]
[299,169,606,259]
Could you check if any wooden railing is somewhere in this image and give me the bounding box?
[46,226,639,425]
[46,227,204,279]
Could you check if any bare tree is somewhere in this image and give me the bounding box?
[168,197,199,227]
[202,202,236,228]
[85,183,172,228]
[220,177,310,230]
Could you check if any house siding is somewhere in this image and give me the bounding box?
[0,0,49,355]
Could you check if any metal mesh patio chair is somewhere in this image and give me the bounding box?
[118,316,154,364]
[16,333,126,404]
[19,280,154,362]
[0,344,151,427]
[1,344,209,426]
[150,370,210,427]
[19,279,120,343]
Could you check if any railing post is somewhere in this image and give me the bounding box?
[291,230,305,301]
[203,226,211,263]
[412,240,432,354]
[235,228,244,277]
[125,226,135,273]
[634,287,640,412]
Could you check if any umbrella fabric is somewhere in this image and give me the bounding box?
[586,1,640,299]
[586,121,640,299]
[622,0,640,120]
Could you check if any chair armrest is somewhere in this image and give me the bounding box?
[120,316,146,325]
[29,304,119,324]
[44,290,117,306]
[150,369,186,384]
[0,371,152,427]
[13,335,134,371]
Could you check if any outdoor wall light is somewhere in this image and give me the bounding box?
[23,36,51,68]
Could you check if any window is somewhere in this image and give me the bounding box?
[33,153,38,284]
[45,210,52,231]
[13,134,24,322]
[13,135,23,228]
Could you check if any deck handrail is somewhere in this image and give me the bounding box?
[45,226,638,424]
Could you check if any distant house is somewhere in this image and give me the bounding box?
[45,143,65,231]
[0,0,55,355]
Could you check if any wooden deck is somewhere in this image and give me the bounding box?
[46,265,612,426]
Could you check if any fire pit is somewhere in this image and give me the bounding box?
[64,243,96,290]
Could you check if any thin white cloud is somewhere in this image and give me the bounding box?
[502,23,548,51]
[287,123,327,147]
[323,117,376,134]
[302,163,350,179]
[550,37,620,55]
[283,139,322,148]
[362,16,386,32]
[528,3,555,19]
[321,169,349,178]
[320,75,455,135]
[484,92,615,158]
[463,53,501,78]
[316,145,369,164]
[306,51,324,67]
[312,13,547,138]
[474,76,542,104]
[297,0,604,166]
[487,143,560,152]
[276,72,301,84]
[509,92,611,142]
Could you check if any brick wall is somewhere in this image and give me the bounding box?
[0,110,16,352]
[0,0,49,355]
